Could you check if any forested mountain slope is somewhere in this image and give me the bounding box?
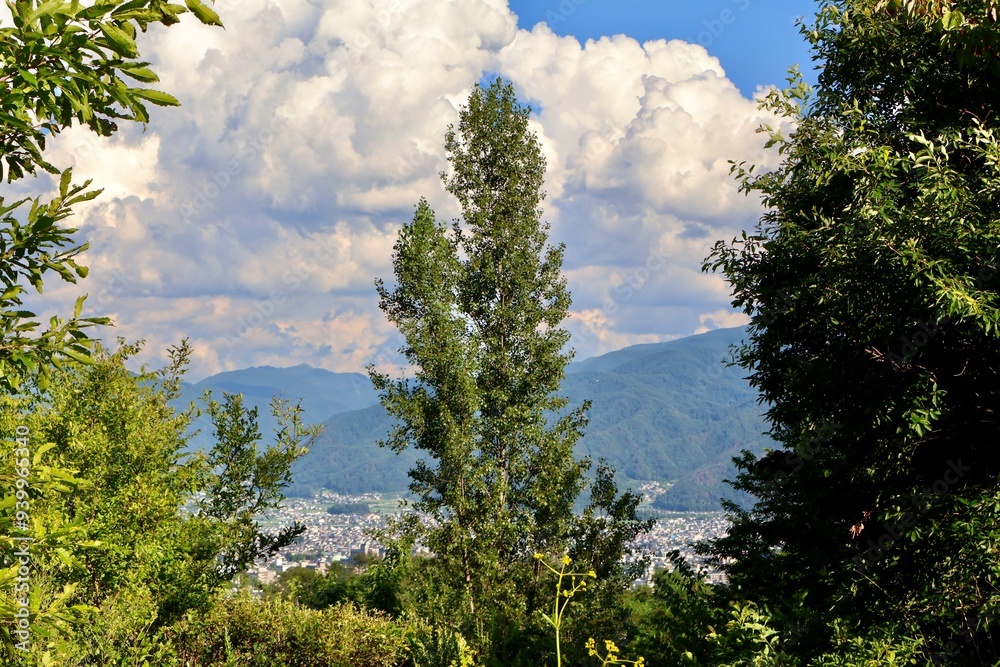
[171,327,768,509]
[278,327,770,510]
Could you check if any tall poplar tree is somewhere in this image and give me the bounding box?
[370,78,648,658]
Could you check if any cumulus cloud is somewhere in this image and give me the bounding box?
[9,0,785,378]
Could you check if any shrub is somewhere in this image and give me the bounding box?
[165,593,412,667]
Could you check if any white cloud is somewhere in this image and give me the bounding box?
[696,309,751,334]
[13,0,785,378]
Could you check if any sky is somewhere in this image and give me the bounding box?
[6,0,820,380]
[506,0,818,96]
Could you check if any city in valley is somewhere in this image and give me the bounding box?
[251,484,730,588]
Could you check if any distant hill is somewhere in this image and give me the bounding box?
[288,403,419,496]
[171,364,379,451]
[197,363,377,413]
[563,327,767,483]
[286,327,774,510]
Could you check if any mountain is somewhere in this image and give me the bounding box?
[287,327,774,510]
[193,363,378,413]
[288,403,419,496]
[171,365,380,451]
[562,327,767,482]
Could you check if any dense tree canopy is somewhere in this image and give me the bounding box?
[703,0,1000,662]
[0,342,314,660]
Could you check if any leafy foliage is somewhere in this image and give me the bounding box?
[369,78,650,661]
[0,341,314,658]
[270,549,408,618]
[702,0,1000,662]
[197,391,314,581]
[0,0,222,391]
[164,594,412,667]
[0,0,220,182]
[627,552,718,666]
[0,169,108,393]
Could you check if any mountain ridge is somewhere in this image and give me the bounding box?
[171,327,769,510]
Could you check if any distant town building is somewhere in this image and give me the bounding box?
[249,489,731,589]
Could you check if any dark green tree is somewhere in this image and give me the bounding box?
[370,78,649,660]
[627,552,718,666]
[703,0,1000,663]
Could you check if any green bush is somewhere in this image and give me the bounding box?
[408,625,476,667]
[627,553,719,666]
[811,622,924,667]
[36,585,180,666]
[165,593,412,667]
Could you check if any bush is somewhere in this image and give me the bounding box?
[165,593,412,667]
[627,552,720,666]
[36,586,180,666]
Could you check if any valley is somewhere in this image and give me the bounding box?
[173,326,772,512]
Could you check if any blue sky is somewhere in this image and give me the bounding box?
[507,0,819,96]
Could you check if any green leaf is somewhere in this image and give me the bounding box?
[17,67,38,87]
[59,168,72,199]
[941,10,966,31]
[118,65,159,83]
[26,0,65,23]
[130,88,180,107]
[54,548,77,568]
[0,286,24,301]
[33,442,57,466]
[110,0,155,18]
[185,0,223,27]
[78,4,111,20]
[59,346,93,365]
[98,22,138,57]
